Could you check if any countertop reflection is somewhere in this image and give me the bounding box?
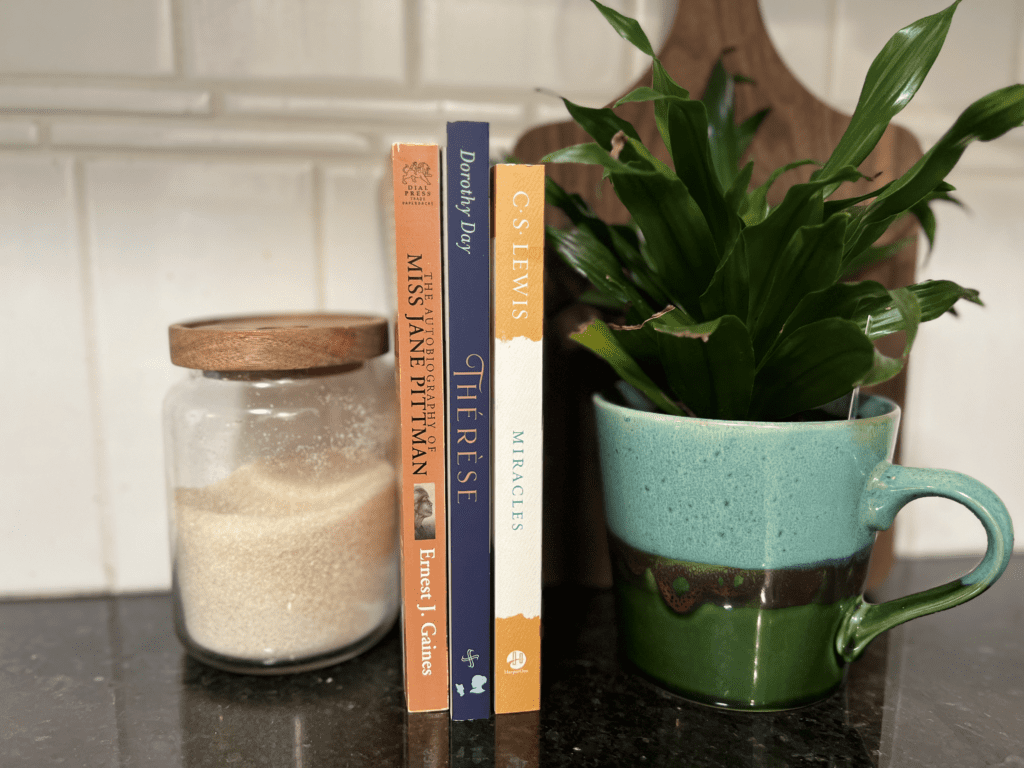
[2,556,1022,767]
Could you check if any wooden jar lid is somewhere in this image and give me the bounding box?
[168,313,388,371]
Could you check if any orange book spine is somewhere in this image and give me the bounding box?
[492,163,544,713]
[392,143,450,712]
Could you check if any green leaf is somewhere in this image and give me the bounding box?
[910,198,936,252]
[544,175,591,225]
[645,314,755,419]
[545,176,669,312]
[751,318,875,420]
[714,162,857,323]
[781,281,892,342]
[613,171,720,317]
[570,319,682,416]
[726,161,755,215]
[614,86,668,107]
[576,288,624,311]
[652,59,689,99]
[588,0,655,57]
[817,1,962,192]
[736,108,770,160]
[823,182,894,218]
[743,159,820,226]
[545,144,718,317]
[853,279,981,338]
[914,278,982,318]
[702,60,761,191]
[742,166,864,312]
[546,226,655,319]
[652,59,691,157]
[846,84,1024,259]
[611,314,663,365]
[889,287,922,354]
[608,306,710,367]
[606,89,733,249]
[748,215,847,362]
[854,287,922,388]
[914,184,963,264]
[551,99,652,170]
[858,348,906,388]
[839,234,914,279]
[699,237,749,321]
[667,100,735,250]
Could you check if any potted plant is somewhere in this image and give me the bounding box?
[543,0,1018,711]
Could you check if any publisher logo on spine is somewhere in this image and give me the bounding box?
[400,162,433,205]
[506,650,526,670]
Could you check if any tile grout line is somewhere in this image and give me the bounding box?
[168,0,189,82]
[1012,1,1024,85]
[825,0,841,104]
[72,158,118,593]
[312,163,327,310]
[404,0,421,90]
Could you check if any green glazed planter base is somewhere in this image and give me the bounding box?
[610,534,870,711]
[615,580,856,711]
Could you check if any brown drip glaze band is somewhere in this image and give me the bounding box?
[609,533,872,615]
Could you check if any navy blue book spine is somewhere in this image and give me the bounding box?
[444,121,491,721]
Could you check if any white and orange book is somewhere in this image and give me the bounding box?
[391,143,450,712]
[491,163,545,713]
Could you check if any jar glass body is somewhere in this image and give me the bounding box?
[163,362,398,674]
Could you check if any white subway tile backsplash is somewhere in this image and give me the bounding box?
[84,159,321,591]
[834,0,1020,123]
[0,157,108,596]
[900,173,1024,557]
[619,0,673,84]
[223,94,525,124]
[322,164,393,319]
[894,110,1024,174]
[489,131,523,163]
[441,101,527,122]
[52,122,371,154]
[418,0,636,96]
[225,93,440,120]
[0,0,173,76]
[0,85,211,116]
[0,121,38,145]
[1019,10,1024,83]
[632,0,676,60]
[184,0,405,81]
[380,131,446,151]
[1,0,1023,599]
[533,99,573,125]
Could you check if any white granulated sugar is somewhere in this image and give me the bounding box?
[175,454,397,664]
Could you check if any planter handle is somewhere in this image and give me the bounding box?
[836,461,1014,663]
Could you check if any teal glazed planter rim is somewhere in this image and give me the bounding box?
[593,389,1015,710]
[593,391,902,571]
[595,389,898,431]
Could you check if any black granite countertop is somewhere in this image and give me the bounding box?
[2,556,1022,767]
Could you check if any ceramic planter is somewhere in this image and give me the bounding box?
[593,392,1014,711]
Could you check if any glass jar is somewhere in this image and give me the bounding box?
[164,314,398,674]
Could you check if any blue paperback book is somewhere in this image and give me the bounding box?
[443,121,492,720]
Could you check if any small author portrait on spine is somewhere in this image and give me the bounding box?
[413,482,436,541]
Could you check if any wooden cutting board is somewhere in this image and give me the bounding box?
[513,0,921,591]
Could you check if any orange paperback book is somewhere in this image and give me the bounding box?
[391,143,450,712]
[491,163,545,713]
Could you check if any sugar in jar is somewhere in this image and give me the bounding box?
[164,314,397,674]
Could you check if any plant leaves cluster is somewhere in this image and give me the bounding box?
[545,0,1022,421]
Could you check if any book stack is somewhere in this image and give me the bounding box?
[391,123,544,720]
